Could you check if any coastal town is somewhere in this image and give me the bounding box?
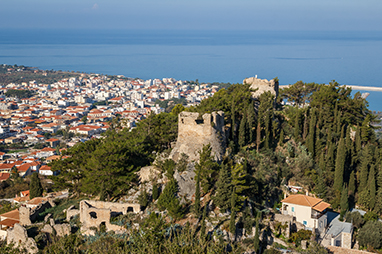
[0,64,219,180]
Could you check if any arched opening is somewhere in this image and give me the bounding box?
[89,211,97,219]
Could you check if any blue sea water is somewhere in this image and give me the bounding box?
[0,29,382,111]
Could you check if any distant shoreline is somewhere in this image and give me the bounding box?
[280,85,382,92]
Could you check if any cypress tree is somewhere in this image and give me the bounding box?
[152,181,159,201]
[302,110,309,141]
[340,184,349,218]
[369,165,376,210]
[307,109,316,158]
[247,102,255,143]
[194,171,201,216]
[212,164,232,211]
[359,146,370,191]
[229,188,236,238]
[319,151,326,171]
[334,138,346,192]
[231,98,236,142]
[239,113,247,148]
[374,167,382,214]
[256,121,261,153]
[315,170,327,198]
[326,141,335,172]
[253,217,260,254]
[349,171,356,196]
[294,110,301,141]
[264,111,271,149]
[199,204,207,240]
[279,129,285,146]
[30,173,43,199]
[355,124,362,154]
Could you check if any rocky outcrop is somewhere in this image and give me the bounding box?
[53,224,71,237]
[169,111,225,163]
[7,223,38,254]
[243,77,279,99]
[174,162,196,202]
[138,166,161,183]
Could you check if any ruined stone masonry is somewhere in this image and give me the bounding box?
[80,200,141,235]
[169,111,225,162]
[243,77,279,99]
[7,223,38,254]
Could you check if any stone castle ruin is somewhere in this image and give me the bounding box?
[243,77,279,99]
[169,111,225,162]
[79,200,141,235]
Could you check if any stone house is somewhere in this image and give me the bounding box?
[281,194,331,232]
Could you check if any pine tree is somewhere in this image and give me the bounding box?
[368,165,376,210]
[157,178,183,220]
[334,138,346,192]
[194,171,201,217]
[99,181,107,201]
[239,113,247,148]
[212,164,232,211]
[29,173,43,199]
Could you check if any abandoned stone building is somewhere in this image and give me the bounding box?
[79,200,141,235]
[169,111,225,162]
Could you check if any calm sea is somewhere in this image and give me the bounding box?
[0,29,382,111]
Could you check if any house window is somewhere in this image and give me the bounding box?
[303,221,307,226]
[291,207,294,212]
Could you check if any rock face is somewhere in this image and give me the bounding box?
[169,111,225,162]
[174,162,196,202]
[53,224,71,237]
[138,166,161,183]
[7,223,38,254]
[243,77,279,99]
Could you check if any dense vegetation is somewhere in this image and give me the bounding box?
[46,79,382,252]
[4,89,35,99]
[0,64,83,85]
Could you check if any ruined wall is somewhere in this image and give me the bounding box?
[19,200,53,226]
[169,111,225,162]
[7,223,38,254]
[79,200,140,235]
[66,205,80,221]
[243,77,279,99]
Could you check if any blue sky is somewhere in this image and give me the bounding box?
[1,0,381,30]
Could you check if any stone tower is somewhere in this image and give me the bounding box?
[169,111,225,162]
